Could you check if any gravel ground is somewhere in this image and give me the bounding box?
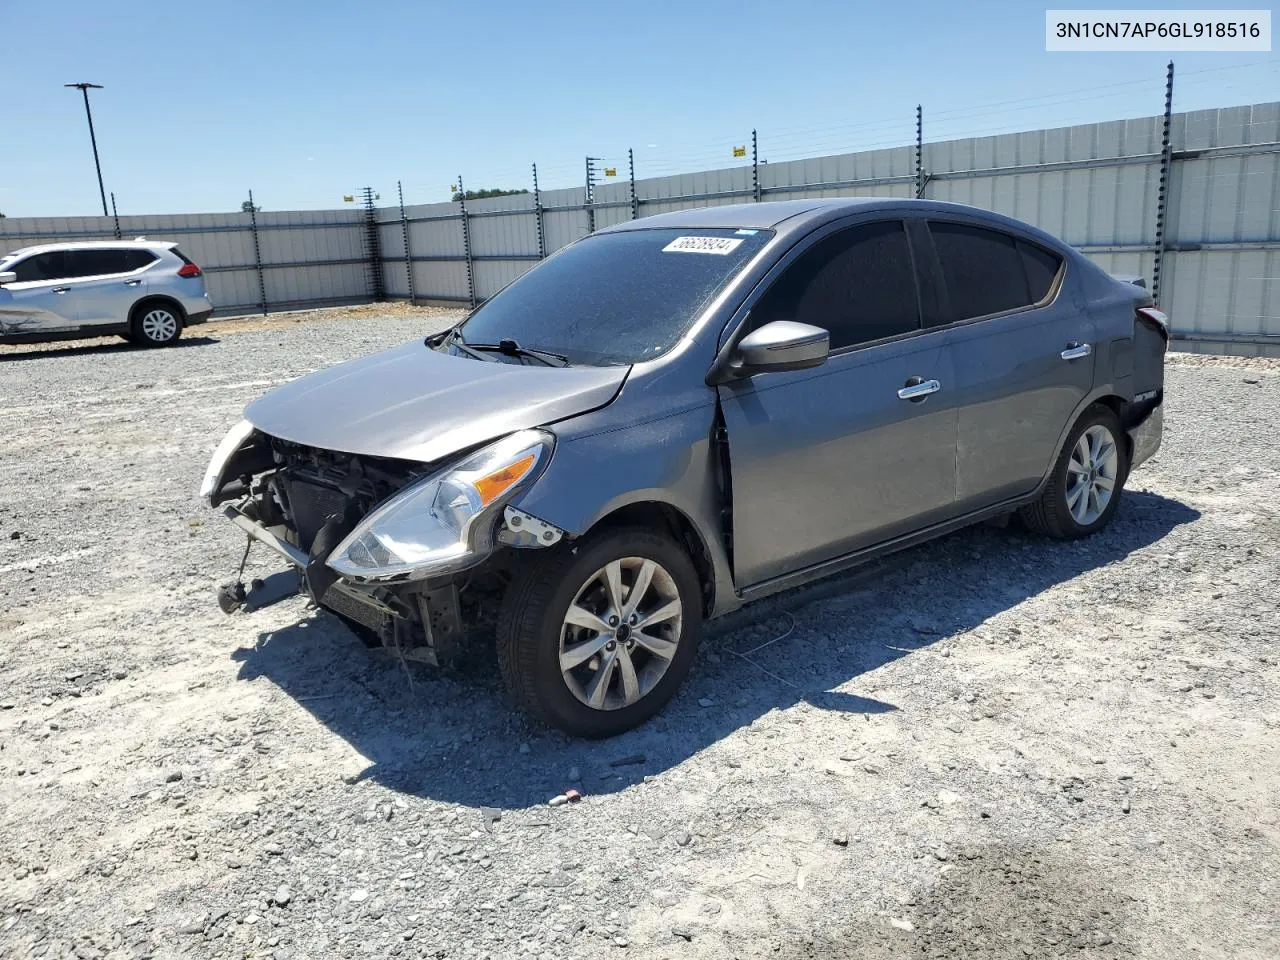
[1,308,1278,960]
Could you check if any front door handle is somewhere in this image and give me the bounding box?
[898,377,941,401]
[124,279,142,287]
[52,287,70,294]
[1061,342,1093,361]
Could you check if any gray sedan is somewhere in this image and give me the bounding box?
[202,197,1167,737]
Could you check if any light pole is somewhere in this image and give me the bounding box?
[65,82,108,217]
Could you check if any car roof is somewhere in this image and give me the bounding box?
[1,239,178,259]
[596,196,1073,251]
[598,198,882,232]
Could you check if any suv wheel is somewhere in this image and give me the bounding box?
[1021,404,1128,539]
[131,303,183,347]
[497,526,702,738]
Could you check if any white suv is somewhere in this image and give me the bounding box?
[0,240,213,347]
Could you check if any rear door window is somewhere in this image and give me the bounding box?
[63,249,153,277]
[929,222,1029,321]
[751,220,920,350]
[928,221,1063,323]
[1019,241,1063,302]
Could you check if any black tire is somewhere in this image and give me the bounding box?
[497,526,703,738]
[129,301,184,347]
[1021,404,1129,539]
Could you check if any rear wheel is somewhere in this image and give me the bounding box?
[1021,404,1128,539]
[497,527,702,737]
[130,302,183,347]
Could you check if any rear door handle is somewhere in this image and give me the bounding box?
[52,287,70,294]
[898,378,941,401]
[1061,342,1093,361]
[124,279,142,287]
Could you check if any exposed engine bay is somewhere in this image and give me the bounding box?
[216,435,553,667]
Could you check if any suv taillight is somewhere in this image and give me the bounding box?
[177,263,202,278]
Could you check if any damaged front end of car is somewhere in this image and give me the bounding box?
[200,421,564,666]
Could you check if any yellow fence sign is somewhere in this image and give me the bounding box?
[732,145,747,158]
[604,167,617,177]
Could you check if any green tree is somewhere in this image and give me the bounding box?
[451,188,529,202]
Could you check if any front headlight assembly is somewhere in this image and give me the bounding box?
[327,429,554,582]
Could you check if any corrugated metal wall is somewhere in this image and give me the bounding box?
[1164,104,1280,350]
[5,101,1276,353]
[0,208,370,316]
[371,100,1279,355]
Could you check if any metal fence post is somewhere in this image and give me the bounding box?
[752,129,761,202]
[110,192,122,240]
[532,163,546,259]
[915,105,926,198]
[247,189,268,316]
[360,186,384,302]
[1152,61,1175,305]
[584,156,599,233]
[397,180,415,305]
[628,148,639,220]
[457,175,475,308]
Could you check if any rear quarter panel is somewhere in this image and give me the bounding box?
[1075,255,1152,403]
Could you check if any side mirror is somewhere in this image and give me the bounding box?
[0,272,16,286]
[735,320,829,375]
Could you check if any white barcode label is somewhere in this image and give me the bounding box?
[661,236,745,255]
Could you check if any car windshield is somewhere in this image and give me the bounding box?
[455,227,773,365]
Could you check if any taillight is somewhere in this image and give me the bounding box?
[1137,306,1169,333]
[177,263,202,278]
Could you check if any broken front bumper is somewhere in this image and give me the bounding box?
[1127,400,1163,471]
[223,504,406,624]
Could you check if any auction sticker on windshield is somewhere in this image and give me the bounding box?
[662,236,745,255]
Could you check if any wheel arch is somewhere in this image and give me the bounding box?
[583,500,718,617]
[1084,393,1129,452]
[130,295,188,326]
[1035,390,1132,497]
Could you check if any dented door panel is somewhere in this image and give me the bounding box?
[0,282,79,335]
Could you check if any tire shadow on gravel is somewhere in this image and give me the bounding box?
[232,490,1199,810]
[0,336,218,360]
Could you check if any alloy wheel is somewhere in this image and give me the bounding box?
[1065,423,1119,525]
[559,557,683,711]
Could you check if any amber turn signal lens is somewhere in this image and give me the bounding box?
[473,452,538,506]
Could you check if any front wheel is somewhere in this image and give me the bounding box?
[1021,404,1128,539]
[497,526,702,738]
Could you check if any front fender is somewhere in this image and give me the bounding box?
[513,403,739,615]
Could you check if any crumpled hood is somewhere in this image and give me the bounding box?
[244,340,628,463]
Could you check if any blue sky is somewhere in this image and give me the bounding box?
[1,0,1276,217]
